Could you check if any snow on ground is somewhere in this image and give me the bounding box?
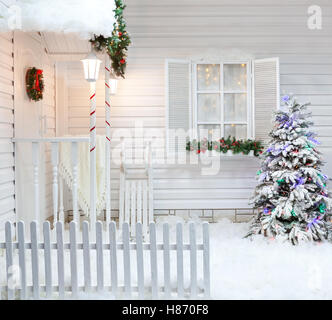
[156,216,332,300]
[1,217,332,300]
[207,218,332,299]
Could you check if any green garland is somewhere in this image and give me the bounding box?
[186,136,264,157]
[90,0,131,78]
[26,67,44,102]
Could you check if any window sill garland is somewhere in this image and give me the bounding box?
[186,138,264,157]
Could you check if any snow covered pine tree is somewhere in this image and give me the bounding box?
[247,95,332,244]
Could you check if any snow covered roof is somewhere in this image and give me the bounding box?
[0,0,116,39]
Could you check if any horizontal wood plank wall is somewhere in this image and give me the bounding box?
[0,31,15,227]
[64,0,332,214]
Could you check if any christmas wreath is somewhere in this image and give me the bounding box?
[90,0,131,78]
[26,67,44,101]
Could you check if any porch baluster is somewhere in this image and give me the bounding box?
[51,142,59,225]
[71,141,79,227]
[32,142,40,224]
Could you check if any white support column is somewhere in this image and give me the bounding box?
[51,142,59,225]
[90,82,97,234]
[32,142,40,225]
[105,57,112,227]
[71,141,79,226]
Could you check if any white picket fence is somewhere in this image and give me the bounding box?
[0,221,210,300]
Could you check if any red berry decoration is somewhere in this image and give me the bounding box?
[120,59,125,64]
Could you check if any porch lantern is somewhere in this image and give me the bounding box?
[81,51,102,82]
[81,51,101,235]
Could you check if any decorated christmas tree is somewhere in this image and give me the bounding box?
[246,95,332,244]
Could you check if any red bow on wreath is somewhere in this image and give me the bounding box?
[34,69,43,92]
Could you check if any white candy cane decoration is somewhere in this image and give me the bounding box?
[105,57,112,227]
[90,82,97,234]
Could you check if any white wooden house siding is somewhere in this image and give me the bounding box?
[1,0,332,220]
[52,0,332,216]
[0,30,15,228]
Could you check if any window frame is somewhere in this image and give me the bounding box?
[192,60,253,140]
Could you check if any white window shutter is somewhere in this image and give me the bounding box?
[166,59,191,154]
[252,58,280,144]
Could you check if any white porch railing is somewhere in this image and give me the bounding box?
[119,141,154,238]
[0,220,210,300]
[13,137,93,229]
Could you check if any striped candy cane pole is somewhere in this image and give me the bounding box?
[90,81,97,235]
[105,57,112,227]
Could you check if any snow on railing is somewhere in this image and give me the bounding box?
[0,221,210,300]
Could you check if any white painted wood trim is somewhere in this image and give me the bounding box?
[149,222,158,299]
[163,223,171,299]
[82,221,91,293]
[1,221,210,299]
[176,222,184,299]
[96,221,104,293]
[189,222,197,299]
[122,222,131,299]
[30,221,40,300]
[69,221,78,298]
[17,221,27,300]
[109,221,118,296]
[136,222,144,300]
[43,221,52,299]
[56,221,65,299]
[203,222,210,299]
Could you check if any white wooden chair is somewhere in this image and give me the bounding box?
[119,142,154,238]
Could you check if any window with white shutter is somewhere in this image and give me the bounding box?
[165,59,192,154]
[253,58,280,145]
[165,57,280,152]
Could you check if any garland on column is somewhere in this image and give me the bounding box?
[90,0,131,78]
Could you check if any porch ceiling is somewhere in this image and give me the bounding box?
[41,32,91,55]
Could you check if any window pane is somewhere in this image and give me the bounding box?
[197,64,220,90]
[197,94,220,122]
[224,64,247,91]
[224,124,247,139]
[198,124,220,140]
[224,93,247,122]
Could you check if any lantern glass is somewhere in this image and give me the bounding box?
[81,52,102,82]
